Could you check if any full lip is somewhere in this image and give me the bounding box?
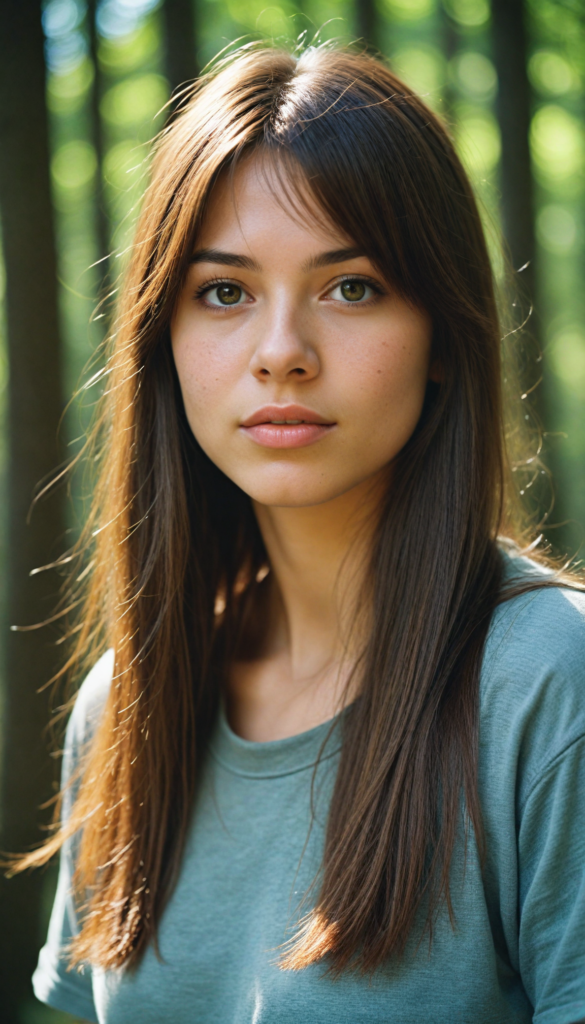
[239,404,336,450]
[240,404,335,428]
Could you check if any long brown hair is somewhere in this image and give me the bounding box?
[16,43,567,974]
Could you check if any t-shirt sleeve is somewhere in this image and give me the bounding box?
[32,650,114,1023]
[518,733,585,1024]
[481,569,585,1024]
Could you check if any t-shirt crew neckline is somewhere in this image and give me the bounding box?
[210,704,345,779]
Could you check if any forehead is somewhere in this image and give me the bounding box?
[196,153,353,255]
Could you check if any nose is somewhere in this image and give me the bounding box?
[249,303,320,383]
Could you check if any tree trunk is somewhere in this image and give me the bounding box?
[491,0,542,401]
[163,0,198,102]
[87,0,110,296]
[354,0,382,53]
[0,3,66,1021]
[491,0,555,536]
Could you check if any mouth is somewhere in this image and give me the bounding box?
[240,405,336,449]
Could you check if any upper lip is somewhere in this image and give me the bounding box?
[241,404,335,427]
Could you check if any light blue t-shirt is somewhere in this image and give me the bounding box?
[33,555,585,1023]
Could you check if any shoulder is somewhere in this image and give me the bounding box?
[63,649,114,770]
[485,549,585,678]
[479,550,585,803]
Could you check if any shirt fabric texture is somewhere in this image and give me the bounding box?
[33,552,585,1023]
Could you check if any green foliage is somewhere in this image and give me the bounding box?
[46,58,94,115]
[51,140,98,194]
[100,73,168,127]
[382,0,438,22]
[455,106,501,173]
[529,49,579,96]
[443,0,490,28]
[20,1003,84,1024]
[392,44,446,105]
[531,104,584,186]
[453,51,497,100]
[98,19,160,73]
[522,0,585,552]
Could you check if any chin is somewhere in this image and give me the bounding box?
[252,492,336,509]
[240,482,340,509]
[229,465,370,510]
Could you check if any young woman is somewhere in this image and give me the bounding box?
[24,44,585,1024]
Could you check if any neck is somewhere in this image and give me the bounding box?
[253,470,386,684]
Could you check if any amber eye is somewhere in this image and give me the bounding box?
[214,284,242,305]
[340,280,366,302]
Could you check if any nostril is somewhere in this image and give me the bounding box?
[292,368,306,376]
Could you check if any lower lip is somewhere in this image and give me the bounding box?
[241,423,335,449]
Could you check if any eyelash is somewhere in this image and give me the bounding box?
[193,277,239,304]
[332,274,385,303]
[193,274,385,306]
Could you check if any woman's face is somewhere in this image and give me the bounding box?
[171,157,434,509]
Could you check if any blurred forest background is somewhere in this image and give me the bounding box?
[0,0,583,1020]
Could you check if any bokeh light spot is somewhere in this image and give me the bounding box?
[530,105,584,183]
[529,51,575,97]
[537,205,577,254]
[392,46,446,105]
[443,0,489,28]
[550,328,585,392]
[42,0,80,38]
[51,140,97,192]
[104,140,145,191]
[455,110,501,174]
[453,52,497,101]
[381,0,436,22]
[101,74,168,126]
[47,58,94,115]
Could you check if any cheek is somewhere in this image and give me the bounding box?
[334,322,431,446]
[171,325,237,429]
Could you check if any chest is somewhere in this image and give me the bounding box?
[92,755,530,1024]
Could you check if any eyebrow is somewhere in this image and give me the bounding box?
[303,247,366,271]
[189,248,260,271]
[189,246,366,273]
